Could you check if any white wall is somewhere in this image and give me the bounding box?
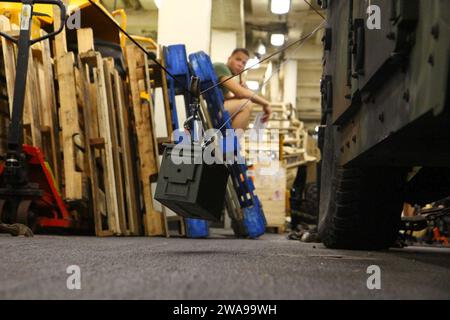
[283,59,298,109]
[157,0,212,55]
[270,64,281,102]
[155,0,213,138]
[210,29,237,63]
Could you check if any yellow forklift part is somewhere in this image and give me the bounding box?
[0,0,112,41]
[130,35,157,50]
[67,0,98,12]
[0,3,53,24]
[62,0,121,45]
[112,8,127,48]
[0,3,52,39]
[111,8,158,51]
[140,91,150,102]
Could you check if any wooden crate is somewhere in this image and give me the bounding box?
[266,224,286,234]
[251,161,287,228]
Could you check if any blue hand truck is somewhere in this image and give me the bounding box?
[162,45,266,239]
[163,45,209,238]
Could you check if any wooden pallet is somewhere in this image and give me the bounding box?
[148,47,174,139]
[32,34,61,185]
[125,44,166,237]
[56,52,87,201]
[266,225,286,234]
[78,52,117,236]
[1,13,187,237]
[53,13,87,202]
[23,43,42,149]
[77,28,128,236]
[166,216,186,237]
[0,16,15,155]
[0,16,61,183]
[103,57,141,235]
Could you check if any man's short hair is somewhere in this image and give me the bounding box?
[231,48,250,57]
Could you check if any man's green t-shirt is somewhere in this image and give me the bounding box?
[213,62,232,97]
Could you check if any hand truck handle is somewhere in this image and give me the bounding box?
[0,0,66,45]
[30,0,67,45]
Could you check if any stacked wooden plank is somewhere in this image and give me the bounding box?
[0,16,61,184]
[0,16,14,156]
[125,44,166,236]
[0,12,181,237]
[76,30,125,236]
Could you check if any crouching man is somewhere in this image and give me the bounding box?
[213,48,271,130]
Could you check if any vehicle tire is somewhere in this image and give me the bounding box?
[318,116,407,250]
[299,183,319,224]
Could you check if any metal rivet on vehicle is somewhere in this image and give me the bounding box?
[428,54,434,66]
[431,24,439,39]
[386,32,396,40]
[403,90,410,102]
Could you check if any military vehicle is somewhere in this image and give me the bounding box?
[318,0,450,249]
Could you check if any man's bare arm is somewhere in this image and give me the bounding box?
[220,76,269,107]
[221,76,272,121]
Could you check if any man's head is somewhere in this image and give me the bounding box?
[227,48,250,75]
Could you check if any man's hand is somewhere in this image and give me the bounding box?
[261,104,272,122]
[240,81,249,89]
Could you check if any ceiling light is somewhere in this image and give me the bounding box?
[154,0,162,9]
[257,42,266,55]
[271,34,285,46]
[246,57,260,70]
[246,81,260,91]
[271,0,290,15]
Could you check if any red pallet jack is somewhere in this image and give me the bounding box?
[0,0,71,234]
